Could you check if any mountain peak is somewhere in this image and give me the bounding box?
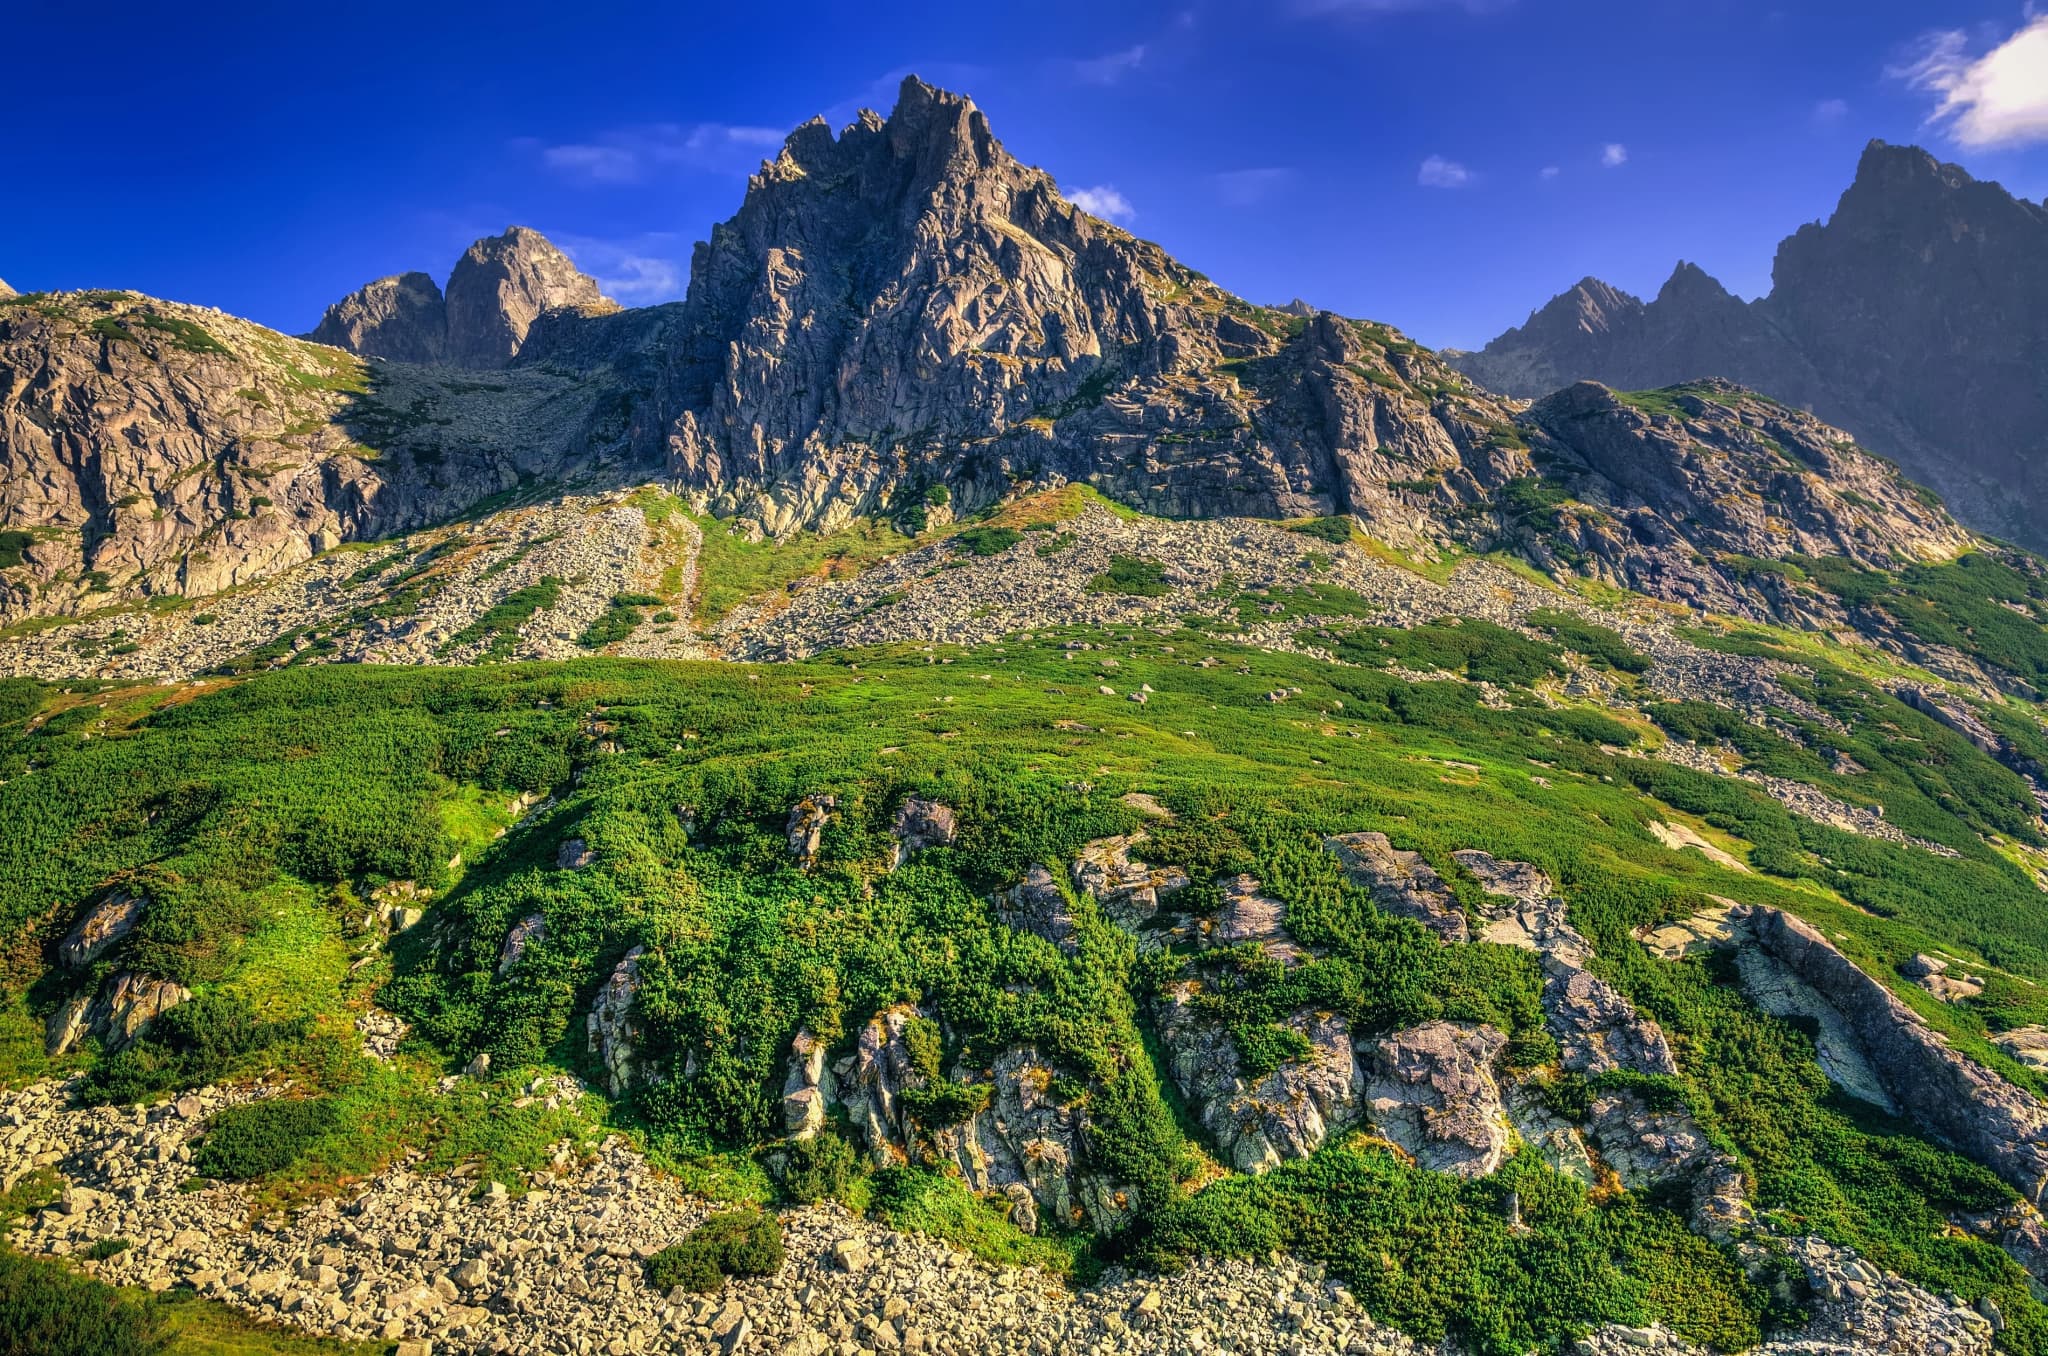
[308,226,611,369]
[1654,260,1736,307]
[0,277,13,299]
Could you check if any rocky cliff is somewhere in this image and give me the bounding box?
[0,289,651,617]
[639,76,1537,540]
[307,227,616,368]
[1450,142,2048,549]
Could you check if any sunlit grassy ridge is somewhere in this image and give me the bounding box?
[6,602,2048,1349]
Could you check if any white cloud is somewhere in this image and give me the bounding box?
[1891,15,2048,148]
[1539,165,1561,181]
[535,122,787,185]
[1072,44,1149,85]
[553,233,689,305]
[1601,142,1628,168]
[1213,167,1296,205]
[1065,185,1137,220]
[1812,97,1850,124]
[1418,155,1473,188]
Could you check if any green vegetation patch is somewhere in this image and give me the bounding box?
[1086,555,1171,597]
[951,526,1021,557]
[644,1210,785,1293]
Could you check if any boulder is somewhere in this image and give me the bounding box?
[57,892,147,969]
[892,796,958,866]
[497,913,547,975]
[1156,987,1362,1173]
[1365,1022,1511,1178]
[585,946,645,1095]
[1324,832,1468,942]
[786,796,837,866]
[556,839,594,870]
[994,865,1080,954]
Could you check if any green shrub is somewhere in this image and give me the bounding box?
[778,1131,860,1204]
[1232,1023,1315,1078]
[1286,516,1353,545]
[190,1097,341,1181]
[81,1239,130,1262]
[1086,555,1170,597]
[78,992,309,1106]
[951,527,1021,557]
[0,1249,167,1355]
[644,1210,785,1293]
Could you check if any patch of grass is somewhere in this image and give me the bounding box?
[1086,555,1170,597]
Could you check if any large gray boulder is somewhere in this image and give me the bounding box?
[58,892,146,969]
[1365,1021,1511,1178]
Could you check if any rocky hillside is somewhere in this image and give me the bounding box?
[0,289,659,620]
[308,226,618,367]
[1449,141,2048,549]
[635,77,1544,541]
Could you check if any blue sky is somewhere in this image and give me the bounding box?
[4,0,2045,350]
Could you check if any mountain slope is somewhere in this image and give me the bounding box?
[0,289,652,618]
[1450,142,2048,548]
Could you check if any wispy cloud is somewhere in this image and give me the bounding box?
[553,233,689,305]
[1071,44,1149,85]
[1213,167,1296,206]
[531,123,787,185]
[1065,185,1137,220]
[1891,15,2048,148]
[1418,155,1473,188]
[1812,97,1850,124]
[1539,165,1561,181]
[1601,142,1629,168]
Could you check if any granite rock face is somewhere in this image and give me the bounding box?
[1452,140,2048,549]
[57,892,147,969]
[1739,904,2048,1207]
[585,946,645,1096]
[443,228,614,369]
[309,227,615,370]
[1364,1021,1510,1177]
[1155,990,1363,1174]
[305,271,447,363]
[643,76,1536,541]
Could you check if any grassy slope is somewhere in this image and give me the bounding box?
[5,605,2048,1349]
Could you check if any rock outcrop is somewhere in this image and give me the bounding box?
[1155,990,1363,1174]
[308,228,614,370]
[786,795,836,866]
[1069,833,1187,928]
[57,892,146,969]
[305,271,447,363]
[1323,832,1467,941]
[45,971,189,1056]
[1364,1021,1510,1177]
[1452,141,2048,550]
[1739,904,2048,1206]
[1515,380,1968,615]
[585,946,644,1096]
[994,865,1080,954]
[890,796,957,866]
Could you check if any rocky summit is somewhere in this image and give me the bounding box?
[309,226,618,368]
[1450,141,2048,550]
[8,66,2048,1356]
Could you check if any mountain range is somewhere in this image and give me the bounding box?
[12,75,2048,1356]
[1449,141,2048,551]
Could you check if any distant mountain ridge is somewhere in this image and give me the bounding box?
[1449,142,2048,549]
[307,226,617,368]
